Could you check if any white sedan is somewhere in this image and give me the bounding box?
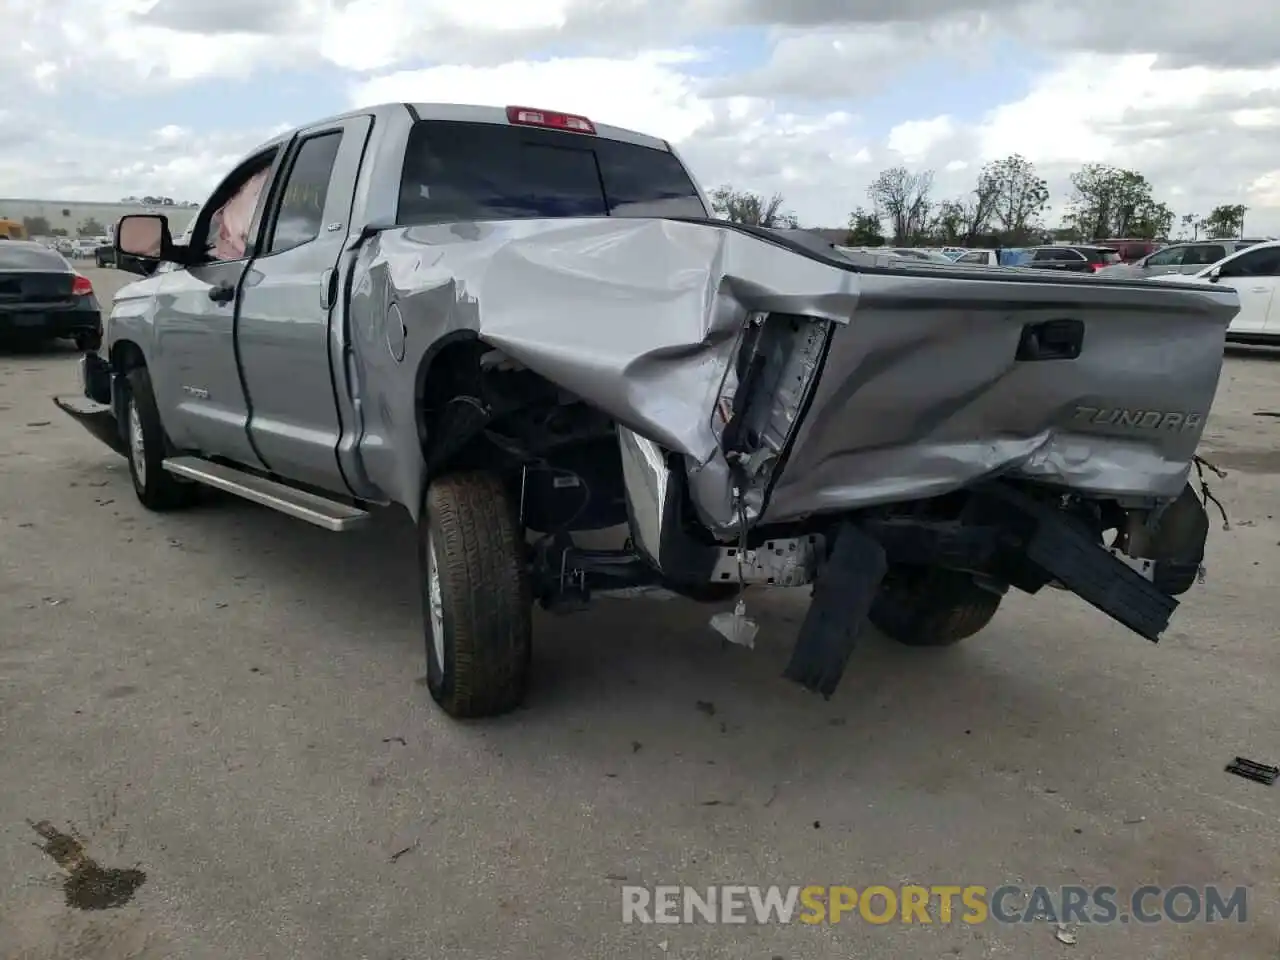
[1151,239,1280,345]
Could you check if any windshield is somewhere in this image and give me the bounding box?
[397,120,707,225]
[0,242,70,271]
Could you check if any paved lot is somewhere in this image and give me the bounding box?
[2,266,1279,959]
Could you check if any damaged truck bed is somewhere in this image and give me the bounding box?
[56,101,1239,718]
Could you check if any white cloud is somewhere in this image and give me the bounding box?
[2,1,1280,234]
[351,51,717,142]
[887,117,958,164]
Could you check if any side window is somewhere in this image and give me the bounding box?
[1221,248,1280,278]
[1061,249,1086,261]
[266,132,343,255]
[957,251,984,264]
[1192,244,1226,265]
[203,162,274,263]
[1145,247,1184,266]
[1033,248,1061,261]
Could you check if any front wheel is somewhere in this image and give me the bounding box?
[124,367,199,511]
[420,472,532,718]
[869,566,1003,647]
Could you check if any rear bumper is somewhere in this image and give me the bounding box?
[618,426,1199,642]
[0,300,101,340]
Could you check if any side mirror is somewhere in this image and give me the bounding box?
[115,214,186,264]
[1208,267,1222,283]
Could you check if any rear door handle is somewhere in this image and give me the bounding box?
[208,282,235,304]
[1016,318,1084,361]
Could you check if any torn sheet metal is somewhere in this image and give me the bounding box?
[348,217,1239,534]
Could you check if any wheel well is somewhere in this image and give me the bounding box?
[110,339,146,374]
[415,338,624,533]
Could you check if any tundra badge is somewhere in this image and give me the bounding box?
[1072,406,1204,431]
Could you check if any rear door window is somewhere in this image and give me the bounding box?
[397,120,706,225]
[1032,248,1064,261]
[266,131,342,255]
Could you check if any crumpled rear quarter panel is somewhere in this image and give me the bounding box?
[347,219,1236,529]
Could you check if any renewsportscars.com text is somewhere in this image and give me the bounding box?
[622,884,1248,926]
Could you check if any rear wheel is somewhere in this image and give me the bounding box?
[420,472,532,718]
[124,367,199,511]
[869,566,1003,647]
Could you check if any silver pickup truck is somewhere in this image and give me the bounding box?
[55,102,1237,719]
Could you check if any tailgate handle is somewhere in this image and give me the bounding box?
[1016,318,1083,361]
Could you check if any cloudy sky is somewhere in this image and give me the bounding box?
[3,0,1279,233]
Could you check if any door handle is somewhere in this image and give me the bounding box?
[208,282,235,304]
[1251,286,1269,293]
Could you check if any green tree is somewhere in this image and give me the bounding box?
[709,186,798,228]
[22,216,51,236]
[929,200,966,244]
[78,217,106,237]
[846,206,885,246]
[868,166,934,244]
[1202,204,1248,239]
[1065,164,1170,239]
[984,154,1049,242]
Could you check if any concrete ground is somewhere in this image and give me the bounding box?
[1,265,1278,959]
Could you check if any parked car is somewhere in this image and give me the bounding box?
[1096,239,1261,280]
[94,243,115,267]
[0,240,102,348]
[54,101,1232,719]
[1025,245,1122,273]
[1150,240,1280,345]
[953,249,1000,266]
[837,246,956,264]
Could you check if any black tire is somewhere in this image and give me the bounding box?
[124,367,199,511]
[869,566,1003,647]
[420,472,532,718]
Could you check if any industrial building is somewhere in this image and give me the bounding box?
[0,198,198,238]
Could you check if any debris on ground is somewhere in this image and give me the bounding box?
[1224,757,1278,785]
[1054,923,1077,945]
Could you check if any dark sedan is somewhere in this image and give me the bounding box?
[0,240,102,349]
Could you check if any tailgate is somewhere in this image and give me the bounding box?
[762,266,1238,524]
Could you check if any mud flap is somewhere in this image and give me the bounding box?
[783,522,887,698]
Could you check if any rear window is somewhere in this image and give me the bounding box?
[0,243,70,271]
[397,120,707,225]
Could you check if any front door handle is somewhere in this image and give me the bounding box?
[208,282,235,304]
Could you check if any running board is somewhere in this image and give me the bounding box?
[161,456,370,532]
